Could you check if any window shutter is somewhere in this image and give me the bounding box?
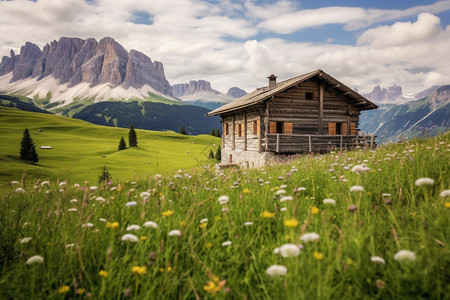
[351,122,356,135]
[257,120,260,136]
[270,121,277,134]
[223,123,227,135]
[284,122,293,134]
[328,123,336,135]
[341,123,348,135]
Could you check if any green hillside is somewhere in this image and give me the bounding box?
[0,107,221,182]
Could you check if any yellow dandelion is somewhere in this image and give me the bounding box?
[159,268,165,273]
[215,216,222,221]
[445,202,450,208]
[180,221,186,227]
[311,206,319,214]
[261,211,275,218]
[273,187,280,190]
[199,223,207,229]
[162,210,174,217]
[117,185,123,192]
[57,286,70,294]
[284,218,299,228]
[167,266,173,272]
[205,243,213,248]
[243,188,250,195]
[285,234,290,241]
[131,266,147,275]
[410,211,417,216]
[203,281,221,296]
[99,270,108,277]
[77,288,85,295]
[313,251,324,260]
[140,236,147,240]
[106,221,119,229]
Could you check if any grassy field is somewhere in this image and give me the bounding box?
[0,107,448,299]
[0,107,220,183]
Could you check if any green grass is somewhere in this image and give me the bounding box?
[0,107,449,299]
[0,107,220,182]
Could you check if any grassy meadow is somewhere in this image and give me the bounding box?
[0,106,220,182]
[0,107,449,299]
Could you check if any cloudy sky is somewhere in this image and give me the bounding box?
[1,0,450,94]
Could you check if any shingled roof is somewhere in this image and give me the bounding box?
[207,70,377,116]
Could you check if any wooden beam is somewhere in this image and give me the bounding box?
[319,84,324,134]
[258,115,262,153]
[243,111,247,151]
[232,115,235,150]
[265,102,269,150]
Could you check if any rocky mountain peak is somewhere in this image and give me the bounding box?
[364,84,405,103]
[173,80,219,98]
[227,87,247,98]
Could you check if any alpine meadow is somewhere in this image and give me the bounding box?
[0,106,449,299]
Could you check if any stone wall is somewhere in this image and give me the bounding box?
[222,148,275,168]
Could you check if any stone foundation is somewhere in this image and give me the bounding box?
[221,149,275,169]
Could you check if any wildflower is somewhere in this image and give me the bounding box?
[284,218,299,228]
[349,185,364,192]
[99,218,107,222]
[26,255,44,265]
[20,237,32,244]
[222,241,232,247]
[266,265,287,277]
[203,280,221,296]
[394,250,416,261]
[143,221,158,228]
[376,279,386,289]
[82,223,94,228]
[382,193,391,197]
[348,205,357,212]
[445,202,450,208]
[205,243,213,248]
[180,221,186,227]
[218,195,229,205]
[280,207,287,212]
[261,211,275,218]
[168,229,181,237]
[76,288,85,295]
[243,188,250,195]
[106,222,119,229]
[15,188,25,193]
[300,232,320,243]
[370,256,386,264]
[351,165,371,173]
[68,208,77,212]
[57,286,70,294]
[273,247,280,254]
[126,225,140,231]
[99,270,108,277]
[280,196,293,202]
[70,199,78,203]
[121,234,138,242]
[415,177,434,186]
[221,207,228,213]
[125,201,137,207]
[40,181,50,186]
[310,206,319,214]
[131,266,147,275]
[313,251,324,260]
[200,218,208,223]
[90,186,98,191]
[162,210,174,216]
[96,196,106,202]
[66,243,75,248]
[439,190,450,197]
[280,244,300,257]
[199,223,207,229]
[244,222,253,226]
[323,199,336,205]
[276,189,287,195]
[140,191,151,198]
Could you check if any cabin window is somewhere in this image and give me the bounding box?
[224,123,229,135]
[252,120,260,135]
[329,123,350,135]
[237,123,243,137]
[305,92,314,100]
[270,121,293,134]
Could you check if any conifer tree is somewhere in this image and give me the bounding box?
[215,129,221,137]
[214,145,221,161]
[118,136,127,151]
[129,125,138,147]
[98,166,112,184]
[179,126,186,135]
[20,128,39,163]
[208,150,214,159]
[210,129,215,136]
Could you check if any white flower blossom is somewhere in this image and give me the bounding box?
[221,241,232,246]
[26,255,44,265]
[89,186,98,191]
[143,221,158,228]
[96,196,106,202]
[20,237,32,244]
[280,244,301,258]
[323,199,336,205]
[121,234,138,242]
[280,196,293,202]
[126,225,140,231]
[394,250,416,261]
[276,189,286,195]
[300,232,320,243]
[439,190,450,197]
[266,265,287,277]
[15,188,25,193]
[351,165,371,173]
[414,178,435,186]
[140,191,151,198]
[168,229,182,237]
[125,201,137,207]
[82,223,94,228]
[70,199,78,203]
[244,222,253,226]
[218,195,229,205]
[200,218,208,223]
[68,208,77,212]
[370,256,386,264]
[349,185,364,192]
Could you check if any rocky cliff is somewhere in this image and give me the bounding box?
[227,87,247,98]
[364,85,405,103]
[0,37,173,97]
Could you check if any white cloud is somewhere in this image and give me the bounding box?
[357,13,442,47]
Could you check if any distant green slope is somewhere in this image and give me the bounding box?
[0,107,221,182]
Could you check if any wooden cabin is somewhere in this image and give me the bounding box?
[207,70,378,168]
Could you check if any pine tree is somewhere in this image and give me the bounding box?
[214,145,221,161]
[208,150,214,159]
[118,136,127,151]
[210,129,215,136]
[98,166,112,184]
[215,129,221,137]
[129,125,138,147]
[179,126,186,135]
[20,128,39,163]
